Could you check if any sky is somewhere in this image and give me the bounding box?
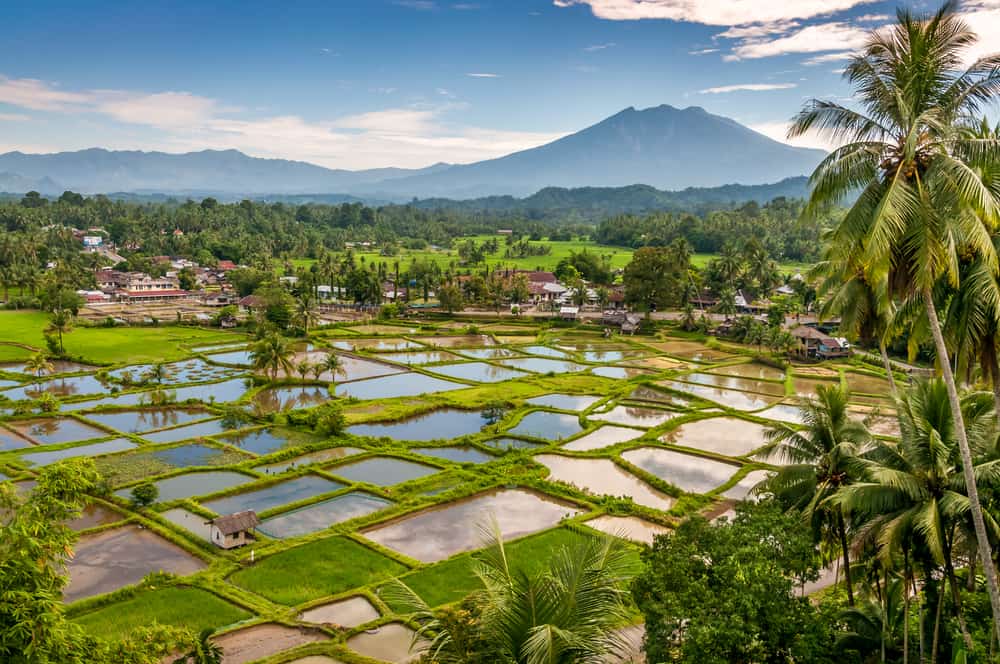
[1,0,998,170]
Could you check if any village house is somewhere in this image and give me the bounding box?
[95,269,188,302]
[791,325,851,360]
[208,510,259,549]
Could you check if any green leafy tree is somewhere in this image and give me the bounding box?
[0,459,187,663]
[173,628,223,664]
[45,309,73,355]
[632,502,834,664]
[24,352,53,378]
[623,241,690,313]
[250,333,295,381]
[437,282,464,314]
[130,482,159,508]
[790,2,1000,628]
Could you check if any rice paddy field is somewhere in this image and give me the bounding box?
[0,314,894,663]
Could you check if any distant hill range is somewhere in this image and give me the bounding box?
[0,104,823,201]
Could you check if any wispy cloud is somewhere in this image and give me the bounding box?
[749,120,841,151]
[699,82,796,94]
[394,0,436,10]
[583,42,616,51]
[452,2,481,8]
[688,48,719,55]
[802,51,853,65]
[552,0,877,26]
[466,72,500,78]
[0,74,560,169]
[726,22,869,60]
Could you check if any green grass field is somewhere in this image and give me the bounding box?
[0,311,244,364]
[73,587,251,640]
[229,536,407,605]
[292,236,809,275]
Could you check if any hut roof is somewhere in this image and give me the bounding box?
[210,510,260,535]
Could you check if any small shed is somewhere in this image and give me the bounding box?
[559,306,579,321]
[208,510,259,549]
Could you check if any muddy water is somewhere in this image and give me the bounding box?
[562,426,644,452]
[590,366,653,380]
[214,623,327,664]
[346,622,423,663]
[63,525,206,602]
[363,488,581,563]
[330,338,421,352]
[536,454,675,511]
[299,596,380,627]
[585,515,670,545]
[710,362,785,381]
[68,503,124,531]
[679,372,786,396]
[500,357,588,374]
[658,380,781,410]
[621,447,744,495]
[662,417,769,457]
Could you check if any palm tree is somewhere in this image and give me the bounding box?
[23,352,53,378]
[320,352,343,383]
[295,293,317,332]
[836,578,906,663]
[789,3,1000,629]
[296,360,311,380]
[755,384,870,605]
[385,523,635,664]
[45,309,73,355]
[250,333,294,381]
[145,362,170,385]
[835,379,1000,650]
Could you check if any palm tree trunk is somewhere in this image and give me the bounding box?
[879,339,898,395]
[931,580,943,664]
[990,352,1000,427]
[924,288,1000,641]
[945,557,974,650]
[838,510,855,606]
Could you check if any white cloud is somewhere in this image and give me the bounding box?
[688,48,718,55]
[855,13,889,22]
[583,42,616,51]
[552,0,876,25]
[395,0,436,9]
[958,4,1000,65]
[699,82,796,94]
[0,74,563,169]
[749,120,841,151]
[466,72,500,78]
[802,51,854,65]
[727,22,869,60]
[452,3,481,8]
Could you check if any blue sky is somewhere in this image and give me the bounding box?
[0,0,997,168]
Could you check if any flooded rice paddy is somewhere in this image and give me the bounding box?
[2,375,110,401]
[378,350,459,365]
[525,393,600,411]
[10,418,109,445]
[114,471,255,502]
[68,503,125,531]
[256,447,362,474]
[509,411,584,440]
[252,386,330,413]
[218,428,296,455]
[141,418,239,443]
[328,456,439,486]
[347,408,486,441]
[662,417,770,457]
[346,622,422,663]
[590,365,652,380]
[659,380,781,410]
[426,361,528,383]
[0,426,32,451]
[20,438,136,467]
[299,596,380,627]
[159,507,212,541]
[85,407,211,434]
[585,515,670,545]
[213,623,327,664]
[561,425,644,451]
[203,474,344,515]
[621,447,747,495]
[335,372,464,400]
[256,492,393,539]
[363,488,581,563]
[535,454,675,511]
[590,405,676,427]
[679,372,787,396]
[500,357,588,374]
[412,446,494,464]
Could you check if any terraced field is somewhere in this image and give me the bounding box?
[0,317,896,663]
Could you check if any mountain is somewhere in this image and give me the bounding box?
[359,105,824,198]
[0,105,823,198]
[410,177,811,219]
[0,148,451,195]
[0,172,63,195]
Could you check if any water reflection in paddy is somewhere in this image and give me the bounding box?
[590,406,675,428]
[722,470,771,500]
[509,412,583,440]
[456,347,519,360]
[330,338,420,352]
[159,507,212,541]
[622,447,745,495]
[68,503,124,531]
[21,438,135,466]
[114,471,254,502]
[590,366,652,380]
[412,446,494,464]
[204,350,253,366]
[149,442,246,467]
[363,488,581,563]
[526,394,600,411]
[2,375,109,401]
[257,492,393,539]
[585,515,670,545]
[347,622,423,664]
[426,362,528,383]
[0,426,32,451]
[652,341,737,362]
[171,378,249,403]
[756,403,807,424]
[793,377,840,398]
[659,380,781,410]
[378,350,459,365]
[299,596,380,627]
[252,386,330,413]
[347,409,486,441]
[535,454,675,511]
[0,360,95,375]
[421,335,495,348]
[11,418,108,445]
[218,428,296,455]
[108,359,238,385]
[142,418,239,444]
[627,386,686,406]
[85,408,211,434]
[845,373,892,395]
[203,475,344,515]
[521,345,568,358]
[500,357,588,374]
[287,352,403,382]
[709,363,785,381]
[562,425,644,451]
[335,373,464,400]
[662,417,769,457]
[482,437,544,450]
[191,342,246,353]
[679,372,786,396]
[329,456,438,486]
[257,447,362,474]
